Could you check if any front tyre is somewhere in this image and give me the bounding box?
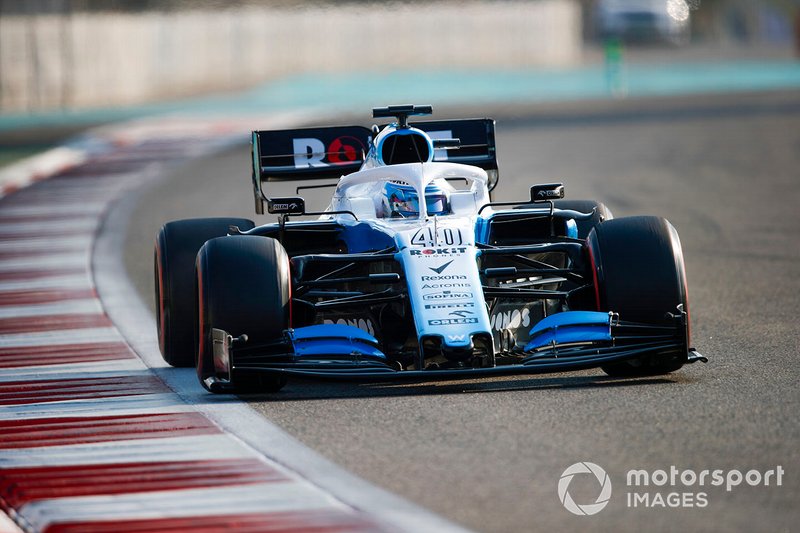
[195,235,290,393]
[154,217,254,367]
[587,216,690,376]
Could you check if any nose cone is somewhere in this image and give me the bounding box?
[442,337,475,362]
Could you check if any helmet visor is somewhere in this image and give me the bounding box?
[389,189,419,216]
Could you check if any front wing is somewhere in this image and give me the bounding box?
[204,312,706,392]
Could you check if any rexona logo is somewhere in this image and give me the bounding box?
[558,462,612,516]
[428,318,478,326]
[410,248,467,257]
[420,275,467,281]
[423,291,473,301]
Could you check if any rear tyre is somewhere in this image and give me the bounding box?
[587,216,690,376]
[195,235,290,393]
[154,217,254,367]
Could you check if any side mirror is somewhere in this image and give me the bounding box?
[267,197,305,215]
[530,183,564,203]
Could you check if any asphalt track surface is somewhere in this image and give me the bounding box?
[123,91,800,532]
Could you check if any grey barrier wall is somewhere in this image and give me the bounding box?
[0,0,581,113]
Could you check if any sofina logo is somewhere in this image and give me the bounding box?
[558,462,612,516]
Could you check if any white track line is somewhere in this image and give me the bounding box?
[19,482,345,532]
[0,220,97,235]
[0,274,91,292]
[0,362,149,383]
[0,204,106,217]
[0,393,194,421]
[0,299,103,318]
[0,327,121,348]
[0,434,252,468]
[0,237,92,255]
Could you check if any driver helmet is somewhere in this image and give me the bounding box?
[382,181,449,218]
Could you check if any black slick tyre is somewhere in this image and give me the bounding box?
[195,235,290,393]
[154,217,254,367]
[587,216,690,376]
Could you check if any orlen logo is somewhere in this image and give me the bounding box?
[293,136,365,168]
[410,248,467,257]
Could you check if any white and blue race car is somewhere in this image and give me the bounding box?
[154,105,706,393]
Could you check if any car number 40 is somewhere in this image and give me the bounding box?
[411,228,464,247]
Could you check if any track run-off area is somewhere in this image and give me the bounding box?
[121,91,800,532]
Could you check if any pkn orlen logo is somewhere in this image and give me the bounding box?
[558,462,612,516]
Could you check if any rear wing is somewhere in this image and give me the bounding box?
[251,119,498,214]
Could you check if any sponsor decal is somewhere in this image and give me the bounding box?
[428,318,478,326]
[293,136,366,168]
[537,189,563,199]
[409,247,467,257]
[429,260,454,274]
[490,308,531,331]
[425,302,475,309]
[293,138,327,168]
[411,228,464,247]
[422,282,470,289]
[328,136,365,165]
[322,317,375,336]
[420,274,467,281]
[423,291,473,301]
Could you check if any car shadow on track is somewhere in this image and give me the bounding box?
[238,373,691,402]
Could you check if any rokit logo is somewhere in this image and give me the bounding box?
[293,136,366,168]
[423,291,473,301]
[410,247,467,257]
[428,318,478,326]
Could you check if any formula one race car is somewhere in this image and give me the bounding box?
[154,104,705,393]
